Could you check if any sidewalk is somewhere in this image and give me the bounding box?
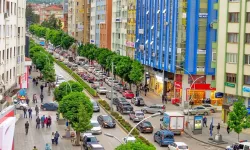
[14,70,80,150]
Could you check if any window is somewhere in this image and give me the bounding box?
[247,12,250,22]
[245,55,250,65]
[229,0,240,2]
[244,75,250,85]
[212,52,216,61]
[226,73,236,83]
[228,33,238,43]
[229,13,239,22]
[227,53,237,63]
[246,33,250,44]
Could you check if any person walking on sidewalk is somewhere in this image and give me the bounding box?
[51,132,55,144]
[26,98,30,106]
[47,116,52,128]
[40,94,44,103]
[35,79,38,86]
[33,94,37,103]
[45,143,51,150]
[36,116,41,129]
[33,146,38,150]
[40,84,44,93]
[25,121,29,135]
[217,123,220,134]
[203,116,207,127]
[162,94,165,104]
[54,131,60,145]
[227,125,230,134]
[44,117,48,128]
[144,86,147,96]
[23,107,27,118]
[28,107,32,119]
[32,78,36,85]
[35,105,39,116]
[41,115,45,128]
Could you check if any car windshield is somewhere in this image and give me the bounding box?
[127,91,133,94]
[103,116,112,122]
[123,103,131,107]
[136,112,144,116]
[119,98,126,101]
[91,122,100,127]
[143,122,152,127]
[57,77,64,80]
[164,135,173,139]
[92,102,98,106]
[178,146,188,149]
[88,137,98,142]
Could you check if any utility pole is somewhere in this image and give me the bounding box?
[110,62,114,111]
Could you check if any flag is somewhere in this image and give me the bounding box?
[209,117,214,137]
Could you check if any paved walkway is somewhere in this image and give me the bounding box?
[14,70,81,150]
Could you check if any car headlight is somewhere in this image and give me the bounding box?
[104,122,108,125]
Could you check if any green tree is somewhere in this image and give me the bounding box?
[61,36,75,50]
[41,64,56,95]
[116,141,155,150]
[41,14,62,30]
[227,98,250,141]
[59,92,93,145]
[116,57,132,81]
[129,61,144,90]
[54,81,84,102]
[26,4,40,24]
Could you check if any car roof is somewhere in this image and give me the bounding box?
[91,120,98,123]
[174,142,188,146]
[90,143,104,148]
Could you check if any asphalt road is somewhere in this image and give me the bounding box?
[54,63,224,150]
[54,64,127,150]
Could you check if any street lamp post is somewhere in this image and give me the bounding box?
[104,133,124,144]
[110,62,114,111]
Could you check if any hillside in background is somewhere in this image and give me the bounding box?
[27,0,63,4]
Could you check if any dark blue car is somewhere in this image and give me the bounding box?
[41,102,58,111]
[154,130,175,147]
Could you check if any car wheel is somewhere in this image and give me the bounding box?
[204,112,208,116]
[143,110,147,114]
[102,123,105,128]
[212,109,215,113]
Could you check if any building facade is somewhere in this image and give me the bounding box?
[40,5,63,23]
[135,0,219,108]
[0,0,26,109]
[82,0,91,44]
[112,0,128,56]
[63,0,68,32]
[90,0,96,45]
[126,0,136,59]
[215,0,250,122]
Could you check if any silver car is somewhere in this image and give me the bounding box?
[129,110,145,122]
[131,97,145,106]
[91,100,100,112]
[106,91,118,100]
[183,106,211,115]
[97,87,108,94]
[202,104,217,113]
[141,104,165,114]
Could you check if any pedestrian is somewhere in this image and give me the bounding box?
[28,107,32,119]
[23,107,27,118]
[54,131,60,145]
[217,123,220,134]
[162,94,165,104]
[45,82,48,87]
[40,84,44,93]
[25,121,29,135]
[33,146,38,150]
[32,78,36,85]
[26,98,30,105]
[144,86,147,96]
[45,143,51,150]
[203,116,207,127]
[36,79,38,86]
[36,116,41,129]
[44,117,48,128]
[136,90,139,97]
[51,132,55,144]
[33,94,37,103]
[41,115,45,128]
[47,116,52,128]
[40,94,44,103]
[35,105,39,116]
[227,125,230,134]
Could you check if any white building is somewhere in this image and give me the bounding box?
[112,0,127,56]
[0,0,26,109]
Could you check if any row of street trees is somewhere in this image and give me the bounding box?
[29,40,56,94]
[78,44,144,90]
[29,24,75,50]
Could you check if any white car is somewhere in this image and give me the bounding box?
[107,80,119,86]
[169,142,189,150]
[93,69,101,75]
[56,75,66,84]
[88,67,95,73]
[123,136,136,143]
[15,101,28,110]
[83,64,89,69]
[89,120,102,134]
[97,87,108,94]
[202,104,217,113]
[105,77,113,83]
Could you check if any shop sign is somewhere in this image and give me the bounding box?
[225,82,235,88]
[126,41,135,48]
[174,81,182,89]
[215,92,224,98]
[194,116,203,130]
[243,86,250,93]
[199,13,208,18]
[190,84,216,90]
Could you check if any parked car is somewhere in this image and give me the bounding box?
[83,64,90,70]
[88,67,95,73]
[41,102,58,111]
[154,130,175,147]
[106,91,118,100]
[63,60,69,65]
[59,56,64,62]
[136,121,153,133]
[91,100,100,112]
[113,83,123,91]
[169,142,189,150]
[116,101,133,114]
[91,82,100,89]
[105,77,113,84]
[129,110,145,122]
[183,106,211,115]
[141,104,165,114]
[71,64,78,71]
[131,97,145,106]
[118,86,129,94]
[81,133,99,149]
[96,87,108,94]
[97,115,116,128]
[107,80,119,86]
[87,143,105,150]
[83,74,90,80]
[112,97,126,105]
[93,69,101,75]
[75,56,85,65]
[89,120,102,134]
[56,75,65,84]
[87,76,95,83]
[14,100,28,110]
[202,104,217,113]
[76,68,85,75]
[122,90,135,99]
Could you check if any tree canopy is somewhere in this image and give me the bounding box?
[26,4,40,24]
[41,14,62,30]
[116,141,155,150]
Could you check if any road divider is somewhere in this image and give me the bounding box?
[98,100,156,149]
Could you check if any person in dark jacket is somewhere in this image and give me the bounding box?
[23,107,27,118]
[40,84,44,93]
[25,121,29,135]
[217,123,220,134]
[36,116,41,129]
[54,131,60,145]
[28,107,32,119]
[40,94,44,103]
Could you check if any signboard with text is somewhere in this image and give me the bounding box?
[225,82,235,88]
[243,86,250,93]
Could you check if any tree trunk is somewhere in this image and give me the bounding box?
[48,83,51,96]
[129,84,132,90]
[75,131,81,146]
[238,133,239,142]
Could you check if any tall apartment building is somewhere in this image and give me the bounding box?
[68,0,84,43]
[135,0,219,107]
[63,0,68,32]
[0,0,26,109]
[215,0,250,122]
[126,0,136,59]
[90,0,96,45]
[82,0,91,44]
[40,5,63,23]
[112,0,128,56]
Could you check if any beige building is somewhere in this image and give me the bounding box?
[215,0,250,122]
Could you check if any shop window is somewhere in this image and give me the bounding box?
[228,33,239,43]
[244,75,250,85]
[226,73,236,83]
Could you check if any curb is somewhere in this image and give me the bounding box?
[183,130,225,149]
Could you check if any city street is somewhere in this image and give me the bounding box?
[54,64,225,150]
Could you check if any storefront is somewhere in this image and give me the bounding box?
[145,67,164,96]
[221,94,238,123]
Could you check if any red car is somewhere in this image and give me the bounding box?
[87,76,95,83]
[122,90,135,99]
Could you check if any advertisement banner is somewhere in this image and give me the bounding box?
[0,117,15,150]
[194,116,203,130]
[243,86,250,93]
